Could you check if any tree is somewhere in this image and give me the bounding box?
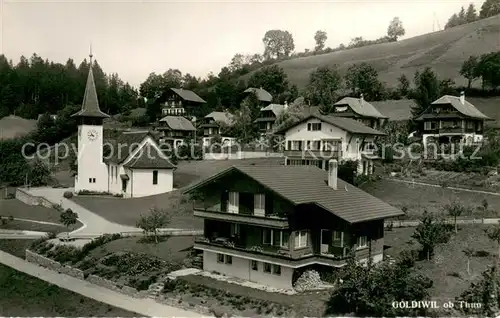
[443,201,471,233]
[229,53,245,72]
[247,65,290,103]
[466,3,478,22]
[412,67,440,117]
[325,252,433,317]
[397,74,410,97]
[231,93,260,144]
[480,0,500,19]
[314,30,327,52]
[457,266,500,316]
[476,52,500,89]
[60,208,78,239]
[463,247,474,275]
[344,63,383,100]
[411,211,452,261]
[305,66,342,113]
[136,206,170,244]
[387,17,405,41]
[460,55,479,89]
[458,6,467,24]
[445,13,460,29]
[262,30,295,60]
[486,224,500,262]
[29,159,51,187]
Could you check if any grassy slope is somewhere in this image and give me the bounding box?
[0,263,139,317]
[0,115,37,140]
[240,15,500,89]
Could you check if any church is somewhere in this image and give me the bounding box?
[72,52,175,198]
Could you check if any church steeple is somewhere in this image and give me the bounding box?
[72,46,109,119]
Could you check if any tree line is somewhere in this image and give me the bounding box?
[445,0,500,29]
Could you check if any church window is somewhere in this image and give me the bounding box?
[153,170,158,185]
[89,178,92,183]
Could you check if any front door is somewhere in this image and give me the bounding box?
[121,179,128,192]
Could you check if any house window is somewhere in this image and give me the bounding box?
[332,230,343,247]
[262,229,289,247]
[152,170,158,185]
[251,260,258,271]
[225,255,232,264]
[217,253,224,263]
[254,194,265,216]
[357,236,368,249]
[263,262,272,273]
[239,192,255,215]
[220,190,229,212]
[424,122,432,130]
[272,264,281,275]
[89,178,92,183]
[294,230,308,248]
[287,141,292,150]
[307,123,322,131]
[467,121,474,129]
[230,224,240,237]
[228,192,239,213]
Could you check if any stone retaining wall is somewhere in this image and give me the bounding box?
[16,188,54,208]
[158,296,213,316]
[25,250,84,279]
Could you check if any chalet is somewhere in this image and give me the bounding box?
[156,88,206,118]
[275,114,385,175]
[414,92,492,147]
[184,162,403,290]
[244,87,273,106]
[199,111,236,147]
[333,95,388,130]
[254,103,287,134]
[156,116,195,148]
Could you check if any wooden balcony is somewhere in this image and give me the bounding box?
[193,208,289,229]
[284,149,342,159]
[439,127,464,134]
[194,237,349,267]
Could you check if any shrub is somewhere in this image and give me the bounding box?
[63,191,73,199]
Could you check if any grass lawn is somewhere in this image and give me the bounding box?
[0,239,36,258]
[71,158,283,228]
[361,179,500,219]
[384,225,498,303]
[0,199,64,223]
[88,236,194,263]
[0,264,139,317]
[178,274,329,317]
[0,219,83,233]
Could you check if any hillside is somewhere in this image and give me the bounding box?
[0,116,37,140]
[241,15,500,89]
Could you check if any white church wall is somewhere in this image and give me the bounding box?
[75,124,108,193]
[129,169,173,198]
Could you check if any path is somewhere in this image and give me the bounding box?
[25,187,140,236]
[0,250,203,317]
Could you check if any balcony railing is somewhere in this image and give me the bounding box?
[439,127,464,134]
[193,205,289,229]
[195,236,292,257]
[320,245,350,260]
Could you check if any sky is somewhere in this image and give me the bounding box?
[0,0,486,88]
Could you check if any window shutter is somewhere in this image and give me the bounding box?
[228,192,239,214]
[294,232,300,248]
[254,194,265,217]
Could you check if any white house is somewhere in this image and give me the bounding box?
[275,114,385,175]
[73,52,175,198]
[199,111,236,147]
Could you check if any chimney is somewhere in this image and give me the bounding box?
[460,91,465,105]
[360,93,364,103]
[328,159,338,190]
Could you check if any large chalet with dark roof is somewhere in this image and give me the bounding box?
[73,51,175,198]
[155,88,206,118]
[414,92,492,147]
[184,161,403,290]
[332,95,388,130]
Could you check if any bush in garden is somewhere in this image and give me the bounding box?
[63,191,73,199]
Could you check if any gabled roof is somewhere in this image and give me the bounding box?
[183,165,403,223]
[170,88,206,103]
[123,142,175,169]
[205,111,234,126]
[334,97,387,119]
[244,87,272,102]
[105,131,151,164]
[158,116,196,131]
[422,95,492,120]
[72,56,110,119]
[275,114,385,136]
[261,104,285,117]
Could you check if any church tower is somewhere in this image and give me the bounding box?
[72,48,110,193]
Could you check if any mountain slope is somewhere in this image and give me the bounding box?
[241,15,500,89]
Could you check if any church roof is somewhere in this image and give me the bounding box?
[124,143,175,169]
[72,51,110,119]
[105,131,150,164]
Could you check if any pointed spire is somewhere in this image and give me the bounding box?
[71,47,109,118]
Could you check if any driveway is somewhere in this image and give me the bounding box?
[25,187,139,236]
